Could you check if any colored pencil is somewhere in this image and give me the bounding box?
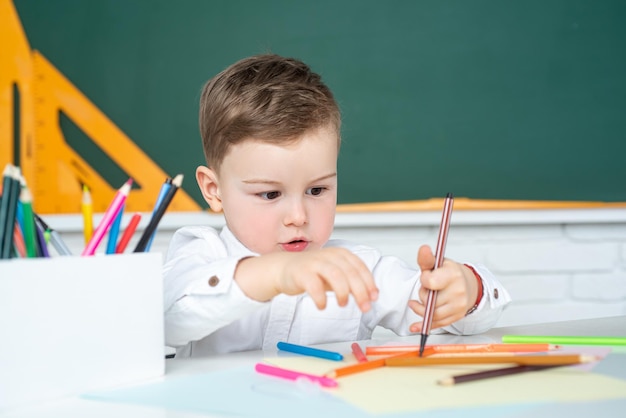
[277,342,343,361]
[0,164,14,257]
[385,353,598,367]
[133,174,183,252]
[419,192,454,356]
[351,343,368,363]
[145,177,172,251]
[19,186,37,258]
[34,222,50,257]
[115,212,142,253]
[81,184,93,245]
[502,335,626,346]
[254,363,338,388]
[325,350,419,378]
[366,343,560,356]
[34,214,72,256]
[106,204,125,254]
[437,364,559,386]
[0,165,21,258]
[82,179,133,256]
[12,221,26,258]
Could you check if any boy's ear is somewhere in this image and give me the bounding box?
[196,166,223,212]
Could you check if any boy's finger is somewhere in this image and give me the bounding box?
[303,277,328,310]
[417,245,435,271]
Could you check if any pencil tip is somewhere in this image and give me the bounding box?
[418,334,428,357]
[172,174,184,187]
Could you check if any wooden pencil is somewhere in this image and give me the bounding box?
[134,174,182,252]
[366,343,560,356]
[386,354,598,367]
[326,350,419,378]
[437,364,559,386]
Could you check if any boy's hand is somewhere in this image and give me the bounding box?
[235,248,379,312]
[407,245,479,332]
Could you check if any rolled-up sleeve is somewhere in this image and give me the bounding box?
[163,227,266,347]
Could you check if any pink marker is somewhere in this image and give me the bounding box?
[82,179,133,256]
[254,363,338,388]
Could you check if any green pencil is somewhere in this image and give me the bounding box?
[20,186,37,258]
[502,335,626,346]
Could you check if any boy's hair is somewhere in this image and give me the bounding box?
[199,54,341,171]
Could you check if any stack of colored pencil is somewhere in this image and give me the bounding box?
[0,163,54,259]
[322,342,601,386]
[82,173,184,256]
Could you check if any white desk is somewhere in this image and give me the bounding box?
[2,316,625,418]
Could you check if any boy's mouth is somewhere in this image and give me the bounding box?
[281,239,309,252]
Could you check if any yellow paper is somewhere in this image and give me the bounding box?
[266,356,626,415]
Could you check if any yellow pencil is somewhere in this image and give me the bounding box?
[81,184,93,245]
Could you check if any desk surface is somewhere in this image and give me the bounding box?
[2,316,625,418]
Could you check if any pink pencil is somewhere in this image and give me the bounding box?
[351,342,368,363]
[254,363,338,388]
[82,179,133,256]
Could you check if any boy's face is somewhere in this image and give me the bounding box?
[197,126,338,254]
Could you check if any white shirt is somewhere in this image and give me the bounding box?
[163,226,511,357]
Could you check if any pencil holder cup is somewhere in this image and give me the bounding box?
[0,253,165,411]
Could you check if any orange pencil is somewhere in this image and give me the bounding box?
[366,343,559,356]
[115,212,142,253]
[326,350,419,378]
[385,354,598,367]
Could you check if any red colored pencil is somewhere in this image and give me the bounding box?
[115,212,142,253]
[351,343,368,363]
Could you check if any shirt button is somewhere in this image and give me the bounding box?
[208,276,220,287]
[494,288,499,299]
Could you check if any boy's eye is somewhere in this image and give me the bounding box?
[306,187,325,196]
[259,191,281,200]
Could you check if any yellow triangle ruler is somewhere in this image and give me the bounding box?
[0,0,35,185]
[1,0,200,213]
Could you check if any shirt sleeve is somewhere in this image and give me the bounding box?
[440,262,512,335]
[163,227,266,347]
[340,240,511,337]
[334,241,422,337]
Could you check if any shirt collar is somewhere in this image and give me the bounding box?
[219,225,258,258]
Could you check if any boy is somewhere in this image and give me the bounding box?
[164,54,510,357]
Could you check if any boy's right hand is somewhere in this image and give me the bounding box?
[235,248,379,312]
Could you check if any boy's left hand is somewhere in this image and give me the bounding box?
[408,245,479,333]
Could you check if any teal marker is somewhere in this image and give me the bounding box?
[277,342,344,361]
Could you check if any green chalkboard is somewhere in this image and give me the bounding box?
[14,0,626,205]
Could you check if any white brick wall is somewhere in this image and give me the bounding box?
[41,208,626,328]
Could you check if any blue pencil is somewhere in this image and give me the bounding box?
[277,342,344,361]
[106,203,125,254]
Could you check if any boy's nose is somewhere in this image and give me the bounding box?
[283,199,307,227]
